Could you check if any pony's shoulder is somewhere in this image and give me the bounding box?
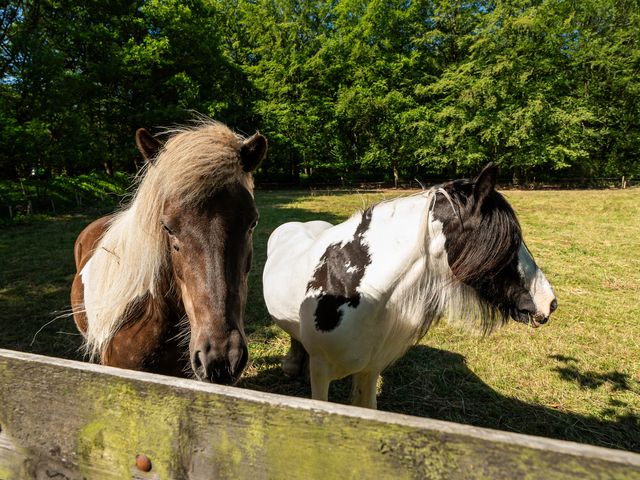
[74,214,114,269]
[267,220,333,257]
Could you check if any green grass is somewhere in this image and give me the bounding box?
[0,188,638,452]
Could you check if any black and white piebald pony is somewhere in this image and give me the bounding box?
[262,164,557,409]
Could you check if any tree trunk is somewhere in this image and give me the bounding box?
[291,152,300,185]
[103,159,114,177]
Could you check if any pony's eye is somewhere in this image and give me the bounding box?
[161,222,173,235]
[249,220,258,231]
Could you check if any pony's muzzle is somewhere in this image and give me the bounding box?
[514,294,557,327]
[191,330,248,385]
[535,298,558,326]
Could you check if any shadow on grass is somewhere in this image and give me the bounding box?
[255,190,348,226]
[380,346,639,452]
[549,355,635,392]
[245,191,639,452]
[241,345,639,453]
[0,214,101,360]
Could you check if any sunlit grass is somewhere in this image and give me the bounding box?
[0,187,638,451]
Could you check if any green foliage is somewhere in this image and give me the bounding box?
[411,0,640,180]
[1,0,639,182]
[0,0,250,177]
[0,172,129,220]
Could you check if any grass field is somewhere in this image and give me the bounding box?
[0,187,638,452]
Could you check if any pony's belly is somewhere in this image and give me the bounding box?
[299,271,433,377]
[265,217,428,376]
[272,317,301,341]
[299,293,386,371]
[301,302,425,377]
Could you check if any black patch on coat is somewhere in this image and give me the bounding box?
[307,208,373,332]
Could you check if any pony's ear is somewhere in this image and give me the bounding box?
[240,132,267,172]
[135,128,163,163]
[473,162,498,207]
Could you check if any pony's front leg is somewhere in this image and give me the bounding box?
[351,371,380,409]
[309,356,332,402]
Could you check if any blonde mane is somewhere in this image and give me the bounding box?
[81,120,255,360]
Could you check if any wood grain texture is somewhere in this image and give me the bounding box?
[1,349,639,480]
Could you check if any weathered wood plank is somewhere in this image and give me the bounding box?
[0,348,639,479]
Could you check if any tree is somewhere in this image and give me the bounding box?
[1,0,639,182]
[1,0,250,176]
[412,0,639,180]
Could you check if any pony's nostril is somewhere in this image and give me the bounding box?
[225,330,248,379]
[550,298,558,314]
[229,345,248,377]
[192,350,202,369]
[192,349,209,379]
[208,359,233,384]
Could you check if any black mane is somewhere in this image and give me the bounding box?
[441,180,522,284]
[433,177,524,329]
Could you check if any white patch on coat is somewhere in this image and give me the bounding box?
[264,193,441,378]
[80,257,92,289]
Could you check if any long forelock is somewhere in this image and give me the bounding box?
[153,120,255,204]
[81,120,253,360]
[448,191,522,285]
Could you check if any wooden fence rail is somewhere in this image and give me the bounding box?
[1,349,639,479]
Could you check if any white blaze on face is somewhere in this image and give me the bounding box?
[517,243,556,318]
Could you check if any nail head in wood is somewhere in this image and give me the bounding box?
[136,454,152,472]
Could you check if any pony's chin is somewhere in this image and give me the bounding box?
[514,311,548,328]
[193,372,239,386]
[193,371,240,387]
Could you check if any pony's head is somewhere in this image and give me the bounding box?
[430,163,557,330]
[135,123,266,384]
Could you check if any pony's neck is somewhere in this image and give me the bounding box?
[362,190,455,343]
[361,192,434,292]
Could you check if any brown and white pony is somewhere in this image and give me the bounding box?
[71,121,266,384]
